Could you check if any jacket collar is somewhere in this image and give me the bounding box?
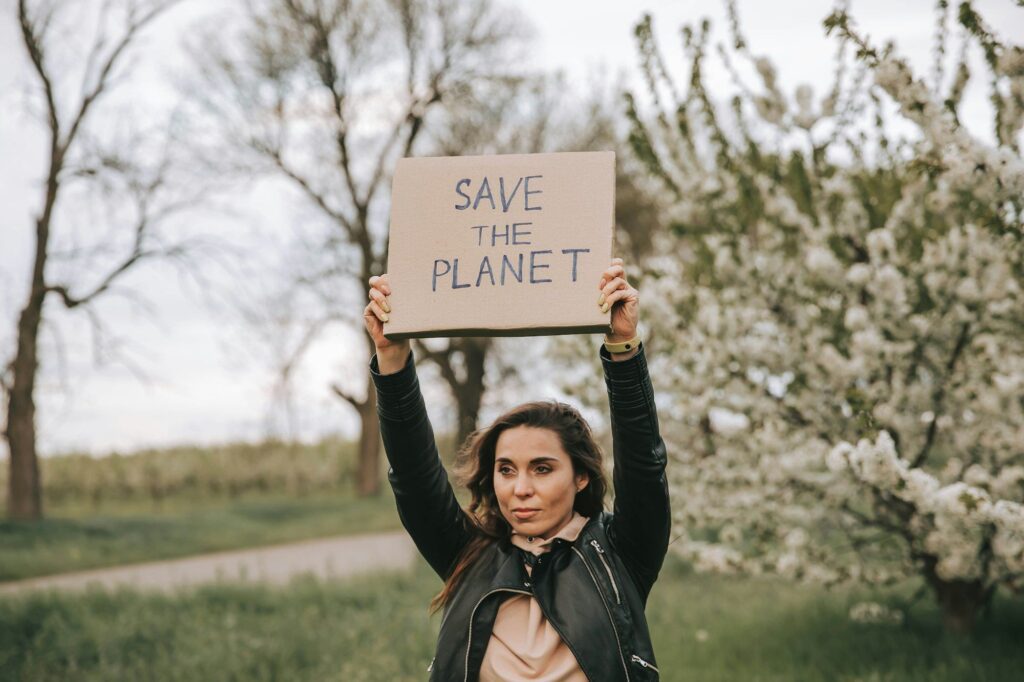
[510,511,589,556]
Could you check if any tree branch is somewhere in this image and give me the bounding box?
[912,321,971,468]
[18,0,61,155]
[44,218,150,309]
[44,219,194,311]
[265,147,356,237]
[0,355,13,395]
[62,1,183,155]
[330,382,365,410]
[413,339,460,389]
[284,0,365,213]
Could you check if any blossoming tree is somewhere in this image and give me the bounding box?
[627,1,1023,632]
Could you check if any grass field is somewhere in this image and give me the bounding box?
[0,492,402,582]
[0,435,443,582]
[2,556,1021,681]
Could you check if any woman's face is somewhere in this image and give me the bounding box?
[493,426,589,540]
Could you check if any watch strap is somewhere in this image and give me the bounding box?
[603,335,641,354]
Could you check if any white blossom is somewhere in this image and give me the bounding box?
[708,407,750,436]
[849,601,904,625]
[843,306,869,331]
[845,262,872,286]
[847,432,905,488]
[866,229,896,261]
[688,542,745,574]
[806,246,843,282]
[899,469,940,505]
[784,528,808,549]
[775,552,801,578]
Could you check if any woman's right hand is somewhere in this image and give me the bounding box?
[364,274,410,373]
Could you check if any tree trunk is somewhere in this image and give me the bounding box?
[6,145,56,520]
[451,338,488,449]
[355,372,381,496]
[6,304,44,520]
[6,238,49,521]
[929,575,994,634]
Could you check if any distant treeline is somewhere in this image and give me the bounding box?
[0,439,365,509]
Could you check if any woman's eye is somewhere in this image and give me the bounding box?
[535,466,551,474]
[498,466,514,475]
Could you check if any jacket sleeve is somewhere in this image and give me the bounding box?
[603,343,671,591]
[371,351,473,579]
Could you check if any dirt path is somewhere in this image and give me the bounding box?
[0,530,417,595]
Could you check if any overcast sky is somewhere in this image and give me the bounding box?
[1,0,1020,456]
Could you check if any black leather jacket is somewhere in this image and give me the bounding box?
[371,344,670,681]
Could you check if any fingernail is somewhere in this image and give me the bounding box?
[383,301,391,313]
[598,294,606,306]
[381,313,389,322]
[601,303,609,313]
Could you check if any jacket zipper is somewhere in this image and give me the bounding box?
[463,587,531,682]
[590,540,621,604]
[631,654,660,672]
[572,546,630,681]
[427,656,434,672]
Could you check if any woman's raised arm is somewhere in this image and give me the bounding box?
[365,274,473,578]
[599,259,672,598]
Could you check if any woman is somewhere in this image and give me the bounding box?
[365,258,670,681]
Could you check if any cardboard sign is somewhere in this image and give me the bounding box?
[384,151,615,339]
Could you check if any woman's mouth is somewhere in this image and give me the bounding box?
[512,508,540,520]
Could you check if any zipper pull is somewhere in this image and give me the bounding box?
[631,654,660,672]
[427,656,435,672]
[591,539,605,553]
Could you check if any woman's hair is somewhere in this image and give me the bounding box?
[430,400,608,612]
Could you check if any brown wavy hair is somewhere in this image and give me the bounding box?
[430,400,609,613]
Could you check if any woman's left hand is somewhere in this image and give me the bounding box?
[598,257,639,343]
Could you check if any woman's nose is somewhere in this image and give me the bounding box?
[514,475,533,497]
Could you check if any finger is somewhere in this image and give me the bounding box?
[610,257,623,266]
[368,287,391,313]
[598,276,627,304]
[363,302,377,328]
[369,274,392,295]
[602,264,625,280]
[598,264,625,290]
[601,287,637,313]
[367,299,389,322]
[601,264,624,279]
[608,286,638,305]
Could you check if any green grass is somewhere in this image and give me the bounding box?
[2,557,1021,681]
[0,492,402,582]
[0,569,438,682]
[648,561,1024,681]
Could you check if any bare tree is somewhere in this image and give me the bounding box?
[4,0,193,520]
[192,0,533,495]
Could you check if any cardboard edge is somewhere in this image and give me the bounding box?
[383,323,611,340]
[395,149,615,167]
